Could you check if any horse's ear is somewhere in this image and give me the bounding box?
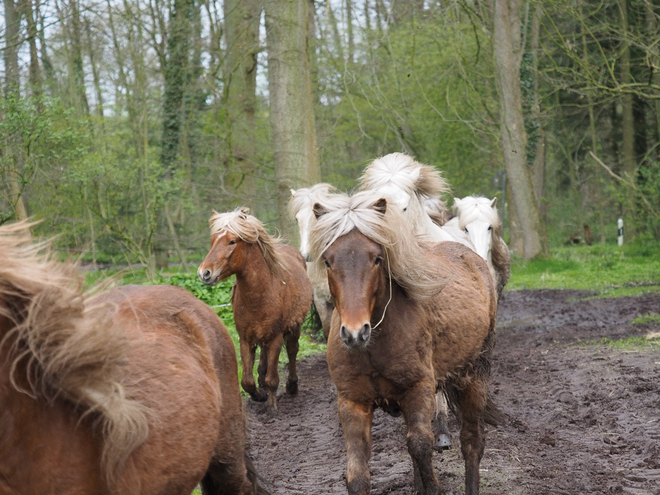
[491,197,498,208]
[290,188,297,196]
[239,207,250,215]
[452,197,462,209]
[313,202,329,219]
[372,198,387,215]
[212,209,219,215]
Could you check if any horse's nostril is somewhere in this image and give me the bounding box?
[359,323,371,342]
[340,325,352,344]
[203,269,211,280]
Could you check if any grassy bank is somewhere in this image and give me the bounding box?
[508,243,660,298]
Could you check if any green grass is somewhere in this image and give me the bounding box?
[508,243,660,298]
[595,336,660,351]
[630,313,660,326]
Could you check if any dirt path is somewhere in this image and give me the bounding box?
[246,290,660,495]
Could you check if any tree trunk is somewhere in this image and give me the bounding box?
[4,0,29,221]
[618,0,635,235]
[265,0,320,244]
[493,0,547,259]
[224,0,262,210]
[68,0,90,115]
[24,0,43,96]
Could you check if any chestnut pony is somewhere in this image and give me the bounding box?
[0,222,266,494]
[309,192,499,495]
[198,209,312,410]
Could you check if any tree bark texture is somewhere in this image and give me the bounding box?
[493,0,547,259]
[265,0,320,244]
[224,0,262,209]
[3,0,29,221]
[618,0,636,235]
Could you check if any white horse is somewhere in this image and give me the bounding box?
[451,196,511,300]
[289,183,337,340]
[359,152,474,249]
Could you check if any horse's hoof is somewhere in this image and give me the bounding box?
[251,389,269,403]
[434,433,452,451]
[286,379,298,395]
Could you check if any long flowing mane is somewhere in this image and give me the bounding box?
[309,191,449,301]
[210,208,285,275]
[0,221,149,483]
[359,152,451,202]
[288,183,337,217]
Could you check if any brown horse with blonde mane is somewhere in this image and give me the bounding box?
[309,191,499,495]
[198,208,313,410]
[0,221,266,495]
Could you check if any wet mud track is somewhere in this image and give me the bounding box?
[246,290,660,494]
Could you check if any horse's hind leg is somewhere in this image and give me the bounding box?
[401,382,439,495]
[264,334,284,409]
[284,331,299,395]
[455,377,488,495]
[338,396,374,495]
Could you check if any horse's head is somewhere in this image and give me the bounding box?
[454,197,499,262]
[290,189,315,262]
[199,208,255,285]
[289,184,337,262]
[198,228,245,285]
[313,198,389,349]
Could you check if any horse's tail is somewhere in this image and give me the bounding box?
[245,453,270,495]
[200,453,270,495]
[484,395,502,427]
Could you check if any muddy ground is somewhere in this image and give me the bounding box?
[245,290,660,495]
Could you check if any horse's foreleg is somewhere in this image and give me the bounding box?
[239,339,266,402]
[264,334,284,409]
[456,379,487,495]
[284,332,299,395]
[338,397,373,495]
[432,390,452,451]
[257,348,268,390]
[401,382,439,495]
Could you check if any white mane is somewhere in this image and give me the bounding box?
[309,190,448,301]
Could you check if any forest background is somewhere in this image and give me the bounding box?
[2,0,659,276]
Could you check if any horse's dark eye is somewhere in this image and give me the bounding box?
[324,259,331,269]
[228,240,236,245]
[487,226,492,231]
[464,228,469,234]
[374,256,382,266]
[403,207,408,212]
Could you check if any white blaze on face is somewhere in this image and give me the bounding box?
[464,219,492,261]
[296,205,313,260]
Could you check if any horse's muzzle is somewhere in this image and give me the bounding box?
[198,268,218,286]
[340,323,371,348]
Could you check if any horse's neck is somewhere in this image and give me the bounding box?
[234,243,279,301]
[411,200,447,241]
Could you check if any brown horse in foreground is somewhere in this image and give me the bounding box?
[0,222,265,495]
[198,209,313,410]
[310,192,499,495]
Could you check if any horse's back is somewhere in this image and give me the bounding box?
[276,244,314,329]
[421,241,497,378]
[98,285,227,493]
